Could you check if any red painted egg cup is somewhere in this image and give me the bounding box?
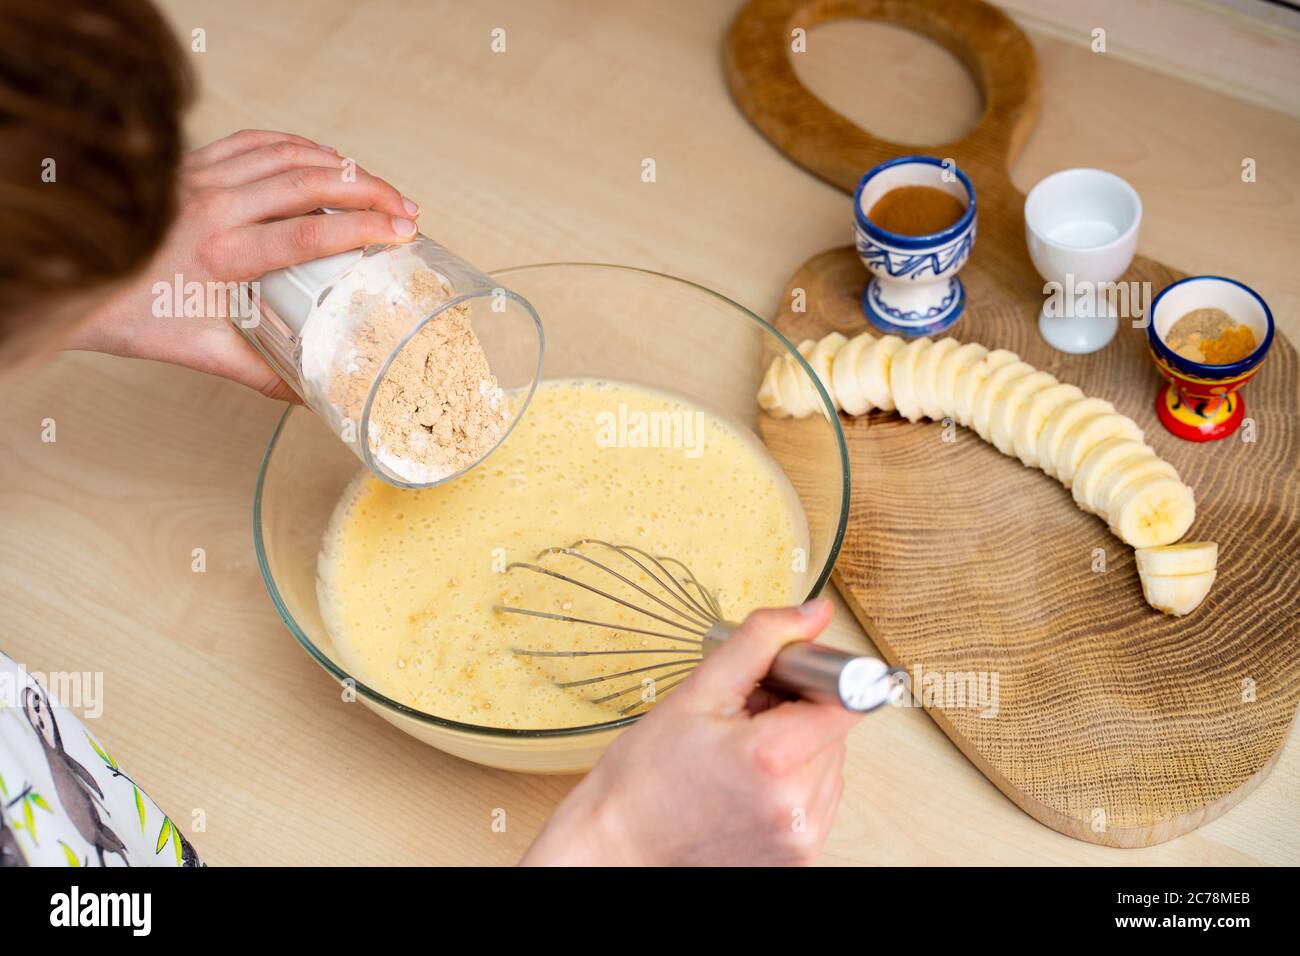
[1146,276,1274,442]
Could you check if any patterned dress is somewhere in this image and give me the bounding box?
[0,652,200,867]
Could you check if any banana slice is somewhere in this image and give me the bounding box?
[1011,383,1083,468]
[1108,475,1195,548]
[1055,412,1144,488]
[971,361,1036,443]
[830,331,874,416]
[1139,569,1216,617]
[806,332,846,414]
[759,349,818,419]
[914,338,959,421]
[1095,454,1179,520]
[757,354,790,418]
[1135,541,1218,577]
[953,349,1018,428]
[1036,397,1115,480]
[1136,540,1220,617]
[990,370,1057,456]
[889,337,933,423]
[935,342,988,423]
[1072,438,1151,514]
[778,340,821,418]
[859,334,904,412]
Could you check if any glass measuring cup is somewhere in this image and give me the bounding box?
[232,231,543,488]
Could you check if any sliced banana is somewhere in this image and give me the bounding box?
[914,337,959,421]
[757,331,1203,566]
[953,349,1018,429]
[1055,412,1144,488]
[830,331,875,416]
[1139,569,1216,617]
[990,370,1057,457]
[1011,383,1083,468]
[935,342,988,423]
[1108,474,1196,549]
[1072,437,1151,515]
[1135,541,1218,578]
[889,337,933,423]
[859,335,904,412]
[1036,397,1115,480]
[1095,455,1179,520]
[971,361,1035,443]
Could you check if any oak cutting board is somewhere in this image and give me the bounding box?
[727,0,1300,846]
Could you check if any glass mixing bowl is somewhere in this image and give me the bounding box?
[254,263,849,773]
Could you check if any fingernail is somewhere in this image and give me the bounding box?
[402,196,419,217]
[318,145,338,153]
[391,217,417,238]
[798,597,830,616]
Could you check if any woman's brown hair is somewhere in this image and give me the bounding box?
[0,0,191,324]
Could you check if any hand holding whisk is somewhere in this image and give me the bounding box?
[495,539,905,716]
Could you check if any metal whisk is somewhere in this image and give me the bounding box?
[495,539,903,716]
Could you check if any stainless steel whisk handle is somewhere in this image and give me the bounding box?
[704,623,904,713]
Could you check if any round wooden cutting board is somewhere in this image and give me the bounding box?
[727,0,1300,846]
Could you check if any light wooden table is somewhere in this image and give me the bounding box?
[1,0,1296,865]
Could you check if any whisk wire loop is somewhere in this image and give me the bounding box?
[496,541,731,710]
[548,539,718,630]
[565,539,723,623]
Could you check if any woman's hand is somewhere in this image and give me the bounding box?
[520,598,862,866]
[64,129,421,401]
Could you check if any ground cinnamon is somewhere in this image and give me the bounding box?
[867,185,966,237]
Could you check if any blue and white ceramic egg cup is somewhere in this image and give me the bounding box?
[853,155,977,337]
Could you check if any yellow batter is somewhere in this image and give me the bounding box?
[318,378,806,729]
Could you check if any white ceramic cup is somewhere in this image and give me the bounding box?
[1024,168,1142,354]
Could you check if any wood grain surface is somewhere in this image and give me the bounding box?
[1,0,1297,864]
[732,0,1300,845]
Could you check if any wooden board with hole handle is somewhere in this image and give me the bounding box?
[727,0,1300,846]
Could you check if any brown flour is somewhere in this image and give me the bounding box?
[327,266,508,482]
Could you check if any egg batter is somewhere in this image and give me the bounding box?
[318,378,807,729]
